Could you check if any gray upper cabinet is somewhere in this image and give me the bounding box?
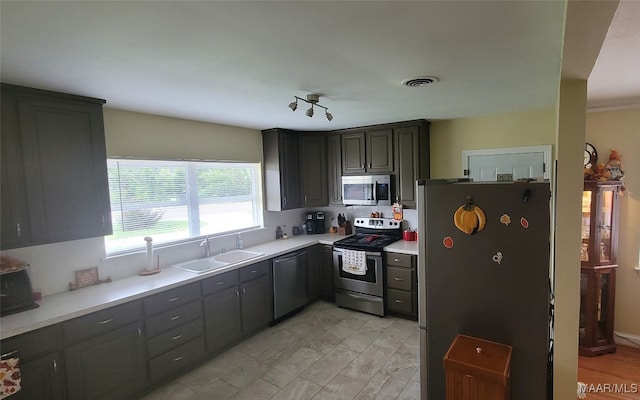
[342,129,393,175]
[300,134,328,207]
[262,120,429,210]
[393,121,430,208]
[327,134,343,205]
[366,129,394,174]
[262,128,302,211]
[341,132,366,174]
[0,84,112,250]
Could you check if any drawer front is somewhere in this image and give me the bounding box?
[239,260,270,282]
[386,266,413,291]
[143,282,201,316]
[146,318,204,359]
[1,324,61,362]
[146,300,202,338]
[202,270,239,296]
[386,253,413,268]
[62,300,143,345]
[148,336,205,382]
[387,288,415,315]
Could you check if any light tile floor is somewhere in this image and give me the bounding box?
[142,301,421,400]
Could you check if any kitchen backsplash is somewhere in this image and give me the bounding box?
[0,205,418,298]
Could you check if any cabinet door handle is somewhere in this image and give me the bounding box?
[1,350,18,359]
[217,281,225,286]
[16,223,21,238]
[138,327,142,337]
[171,334,183,341]
[251,270,258,274]
[369,162,372,169]
[395,299,404,304]
[394,277,404,281]
[168,297,180,302]
[102,215,106,228]
[53,359,58,372]
[283,196,287,206]
[236,290,240,299]
[242,287,246,295]
[170,315,182,321]
[394,258,401,262]
[173,355,184,362]
[99,318,114,325]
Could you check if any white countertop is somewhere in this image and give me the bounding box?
[1,233,419,339]
[0,233,344,339]
[383,239,418,255]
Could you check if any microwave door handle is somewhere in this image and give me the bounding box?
[372,181,377,202]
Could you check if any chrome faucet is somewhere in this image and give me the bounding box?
[200,237,212,257]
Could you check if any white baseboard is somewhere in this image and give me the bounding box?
[614,331,640,349]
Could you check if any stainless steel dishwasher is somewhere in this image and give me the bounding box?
[272,250,307,320]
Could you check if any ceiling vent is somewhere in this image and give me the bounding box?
[401,76,439,87]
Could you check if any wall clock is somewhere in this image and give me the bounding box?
[584,143,597,169]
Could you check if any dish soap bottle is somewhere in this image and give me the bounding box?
[275,225,283,239]
[236,233,244,249]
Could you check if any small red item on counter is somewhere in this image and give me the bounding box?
[403,230,416,241]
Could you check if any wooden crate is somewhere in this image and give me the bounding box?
[444,334,512,400]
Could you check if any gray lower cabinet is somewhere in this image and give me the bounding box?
[385,252,417,319]
[11,352,65,400]
[203,270,242,353]
[62,301,146,400]
[306,245,335,302]
[0,325,65,400]
[240,263,272,332]
[143,283,205,383]
[307,246,321,301]
[3,258,276,399]
[319,244,335,301]
[0,83,112,250]
[203,261,272,354]
[64,322,147,400]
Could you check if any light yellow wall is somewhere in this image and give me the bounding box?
[103,108,262,161]
[554,80,588,399]
[429,107,557,178]
[586,107,640,337]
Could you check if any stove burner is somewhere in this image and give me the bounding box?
[334,233,400,251]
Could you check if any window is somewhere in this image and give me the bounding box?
[105,158,263,255]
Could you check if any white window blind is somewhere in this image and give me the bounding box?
[105,159,262,255]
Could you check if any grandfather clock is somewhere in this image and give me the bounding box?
[579,180,622,356]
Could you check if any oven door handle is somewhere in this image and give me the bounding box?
[333,248,382,257]
[343,292,375,302]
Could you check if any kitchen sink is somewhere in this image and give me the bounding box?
[171,258,229,274]
[212,250,264,264]
[170,250,264,274]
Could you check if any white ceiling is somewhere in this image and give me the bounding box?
[1,1,636,131]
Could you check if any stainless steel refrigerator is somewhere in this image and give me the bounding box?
[417,180,551,400]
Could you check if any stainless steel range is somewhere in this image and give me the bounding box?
[333,217,402,316]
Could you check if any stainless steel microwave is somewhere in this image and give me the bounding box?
[341,175,391,206]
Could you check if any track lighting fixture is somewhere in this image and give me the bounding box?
[288,94,333,121]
